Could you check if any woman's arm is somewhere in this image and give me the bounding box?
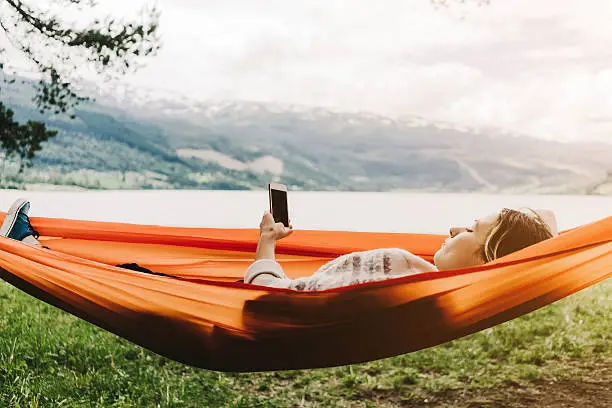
[244,212,293,286]
[255,235,276,261]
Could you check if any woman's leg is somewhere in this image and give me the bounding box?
[115,262,177,278]
[3,199,251,282]
[1,199,179,278]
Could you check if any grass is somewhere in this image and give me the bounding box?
[0,278,610,408]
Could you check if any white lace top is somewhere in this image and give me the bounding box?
[244,248,438,291]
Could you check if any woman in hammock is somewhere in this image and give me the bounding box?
[1,198,557,290]
[244,208,557,291]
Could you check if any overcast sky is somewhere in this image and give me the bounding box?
[4,0,612,143]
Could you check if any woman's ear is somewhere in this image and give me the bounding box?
[472,247,487,265]
[474,251,487,265]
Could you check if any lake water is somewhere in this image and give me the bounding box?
[0,190,610,235]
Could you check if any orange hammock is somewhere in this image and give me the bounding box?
[0,212,610,372]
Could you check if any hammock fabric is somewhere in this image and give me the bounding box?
[0,213,610,372]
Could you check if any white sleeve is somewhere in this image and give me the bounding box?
[249,273,293,288]
[244,259,289,284]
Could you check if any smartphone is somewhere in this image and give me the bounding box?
[268,182,289,228]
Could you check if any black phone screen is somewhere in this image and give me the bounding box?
[270,189,289,227]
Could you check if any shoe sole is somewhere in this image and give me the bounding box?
[0,198,30,238]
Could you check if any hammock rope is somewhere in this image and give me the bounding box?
[0,213,610,372]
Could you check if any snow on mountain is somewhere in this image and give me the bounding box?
[88,81,511,137]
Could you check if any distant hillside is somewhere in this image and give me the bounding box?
[2,79,612,193]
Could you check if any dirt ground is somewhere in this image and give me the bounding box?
[433,377,611,408]
[371,360,611,408]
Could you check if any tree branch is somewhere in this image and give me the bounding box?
[1,0,160,114]
[4,0,160,61]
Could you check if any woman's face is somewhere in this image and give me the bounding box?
[433,212,500,271]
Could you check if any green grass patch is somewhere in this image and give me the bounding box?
[1,278,610,407]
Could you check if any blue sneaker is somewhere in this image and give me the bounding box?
[0,198,40,241]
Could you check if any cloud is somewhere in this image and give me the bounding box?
[4,0,612,143]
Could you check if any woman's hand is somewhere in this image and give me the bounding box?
[255,212,293,261]
[259,212,293,242]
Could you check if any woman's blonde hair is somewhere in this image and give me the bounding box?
[481,208,554,262]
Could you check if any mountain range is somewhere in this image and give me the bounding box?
[1,78,611,194]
